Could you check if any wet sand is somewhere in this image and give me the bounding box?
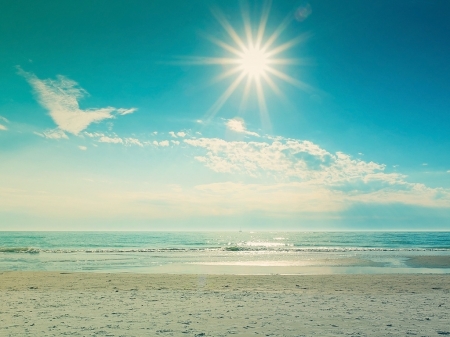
[1,272,449,336]
[406,255,450,268]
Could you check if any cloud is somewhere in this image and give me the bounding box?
[34,129,68,139]
[171,140,180,145]
[169,131,177,138]
[78,146,87,151]
[124,137,143,147]
[226,118,260,137]
[0,116,9,130]
[98,136,123,144]
[159,140,170,147]
[177,131,186,137]
[117,108,137,115]
[18,68,137,135]
[84,132,105,138]
[184,137,336,179]
[184,136,450,208]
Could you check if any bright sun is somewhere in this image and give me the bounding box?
[240,47,269,77]
[181,0,313,127]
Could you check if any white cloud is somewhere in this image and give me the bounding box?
[84,132,105,138]
[78,146,87,151]
[0,124,7,131]
[159,140,170,147]
[34,129,68,139]
[83,132,144,147]
[125,137,143,147]
[226,118,260,137]
[422,163,428,166]
[152,131,158,135]
[169,131,177,138]
[98,136,123,144]
[117,108,137,115]
[171,140,180,145]
[183,136,450,208]
[18,68,137,135]
[0,116,9,123]
[184,137,337,179]
[177,131,186,137]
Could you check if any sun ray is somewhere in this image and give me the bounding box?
[203,34,243,57]
[264,33,310,58]
[266,58,309,65]
[265,66,314,93]
[211,8,247,52]
[239,75,253,113]
[261,14,292,53]
[255,0,271,49]
[240,1,254,47]
[172,56,241,65]
[212,66,243,84]
[255,77,271,131]
[261,72,284,98]
[205,72,247,121]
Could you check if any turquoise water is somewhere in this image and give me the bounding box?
[0,231,449,274]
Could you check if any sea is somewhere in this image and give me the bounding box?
[0,231,449,274]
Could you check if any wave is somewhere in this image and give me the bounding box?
[1,246,450,254]
[0,247,40,254]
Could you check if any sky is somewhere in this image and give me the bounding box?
[1,0,450,230]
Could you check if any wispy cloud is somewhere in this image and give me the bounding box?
[117,108,137,115]
[18,68,136,135]
[78,146,87,151]
[0,116,8,131]
[34,129,68,139]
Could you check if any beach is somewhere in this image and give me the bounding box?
[1,272,449,336]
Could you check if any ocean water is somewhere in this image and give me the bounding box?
[0,231,449,274]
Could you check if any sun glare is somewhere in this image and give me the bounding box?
[180,0,313,127]
[240,47,269,77]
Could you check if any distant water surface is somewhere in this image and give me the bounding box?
[0,231,449,274]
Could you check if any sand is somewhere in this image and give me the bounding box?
[0,272,449,336]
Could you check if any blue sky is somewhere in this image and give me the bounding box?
[1,0,450,230]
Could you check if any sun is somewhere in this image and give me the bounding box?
[180,1,313,127]
[240,47,269,77]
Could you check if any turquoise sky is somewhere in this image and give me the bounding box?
[1,0,450,230]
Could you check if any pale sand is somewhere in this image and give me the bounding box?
[0,272,449,336]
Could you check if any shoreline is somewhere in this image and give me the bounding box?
[1,271,449,293]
